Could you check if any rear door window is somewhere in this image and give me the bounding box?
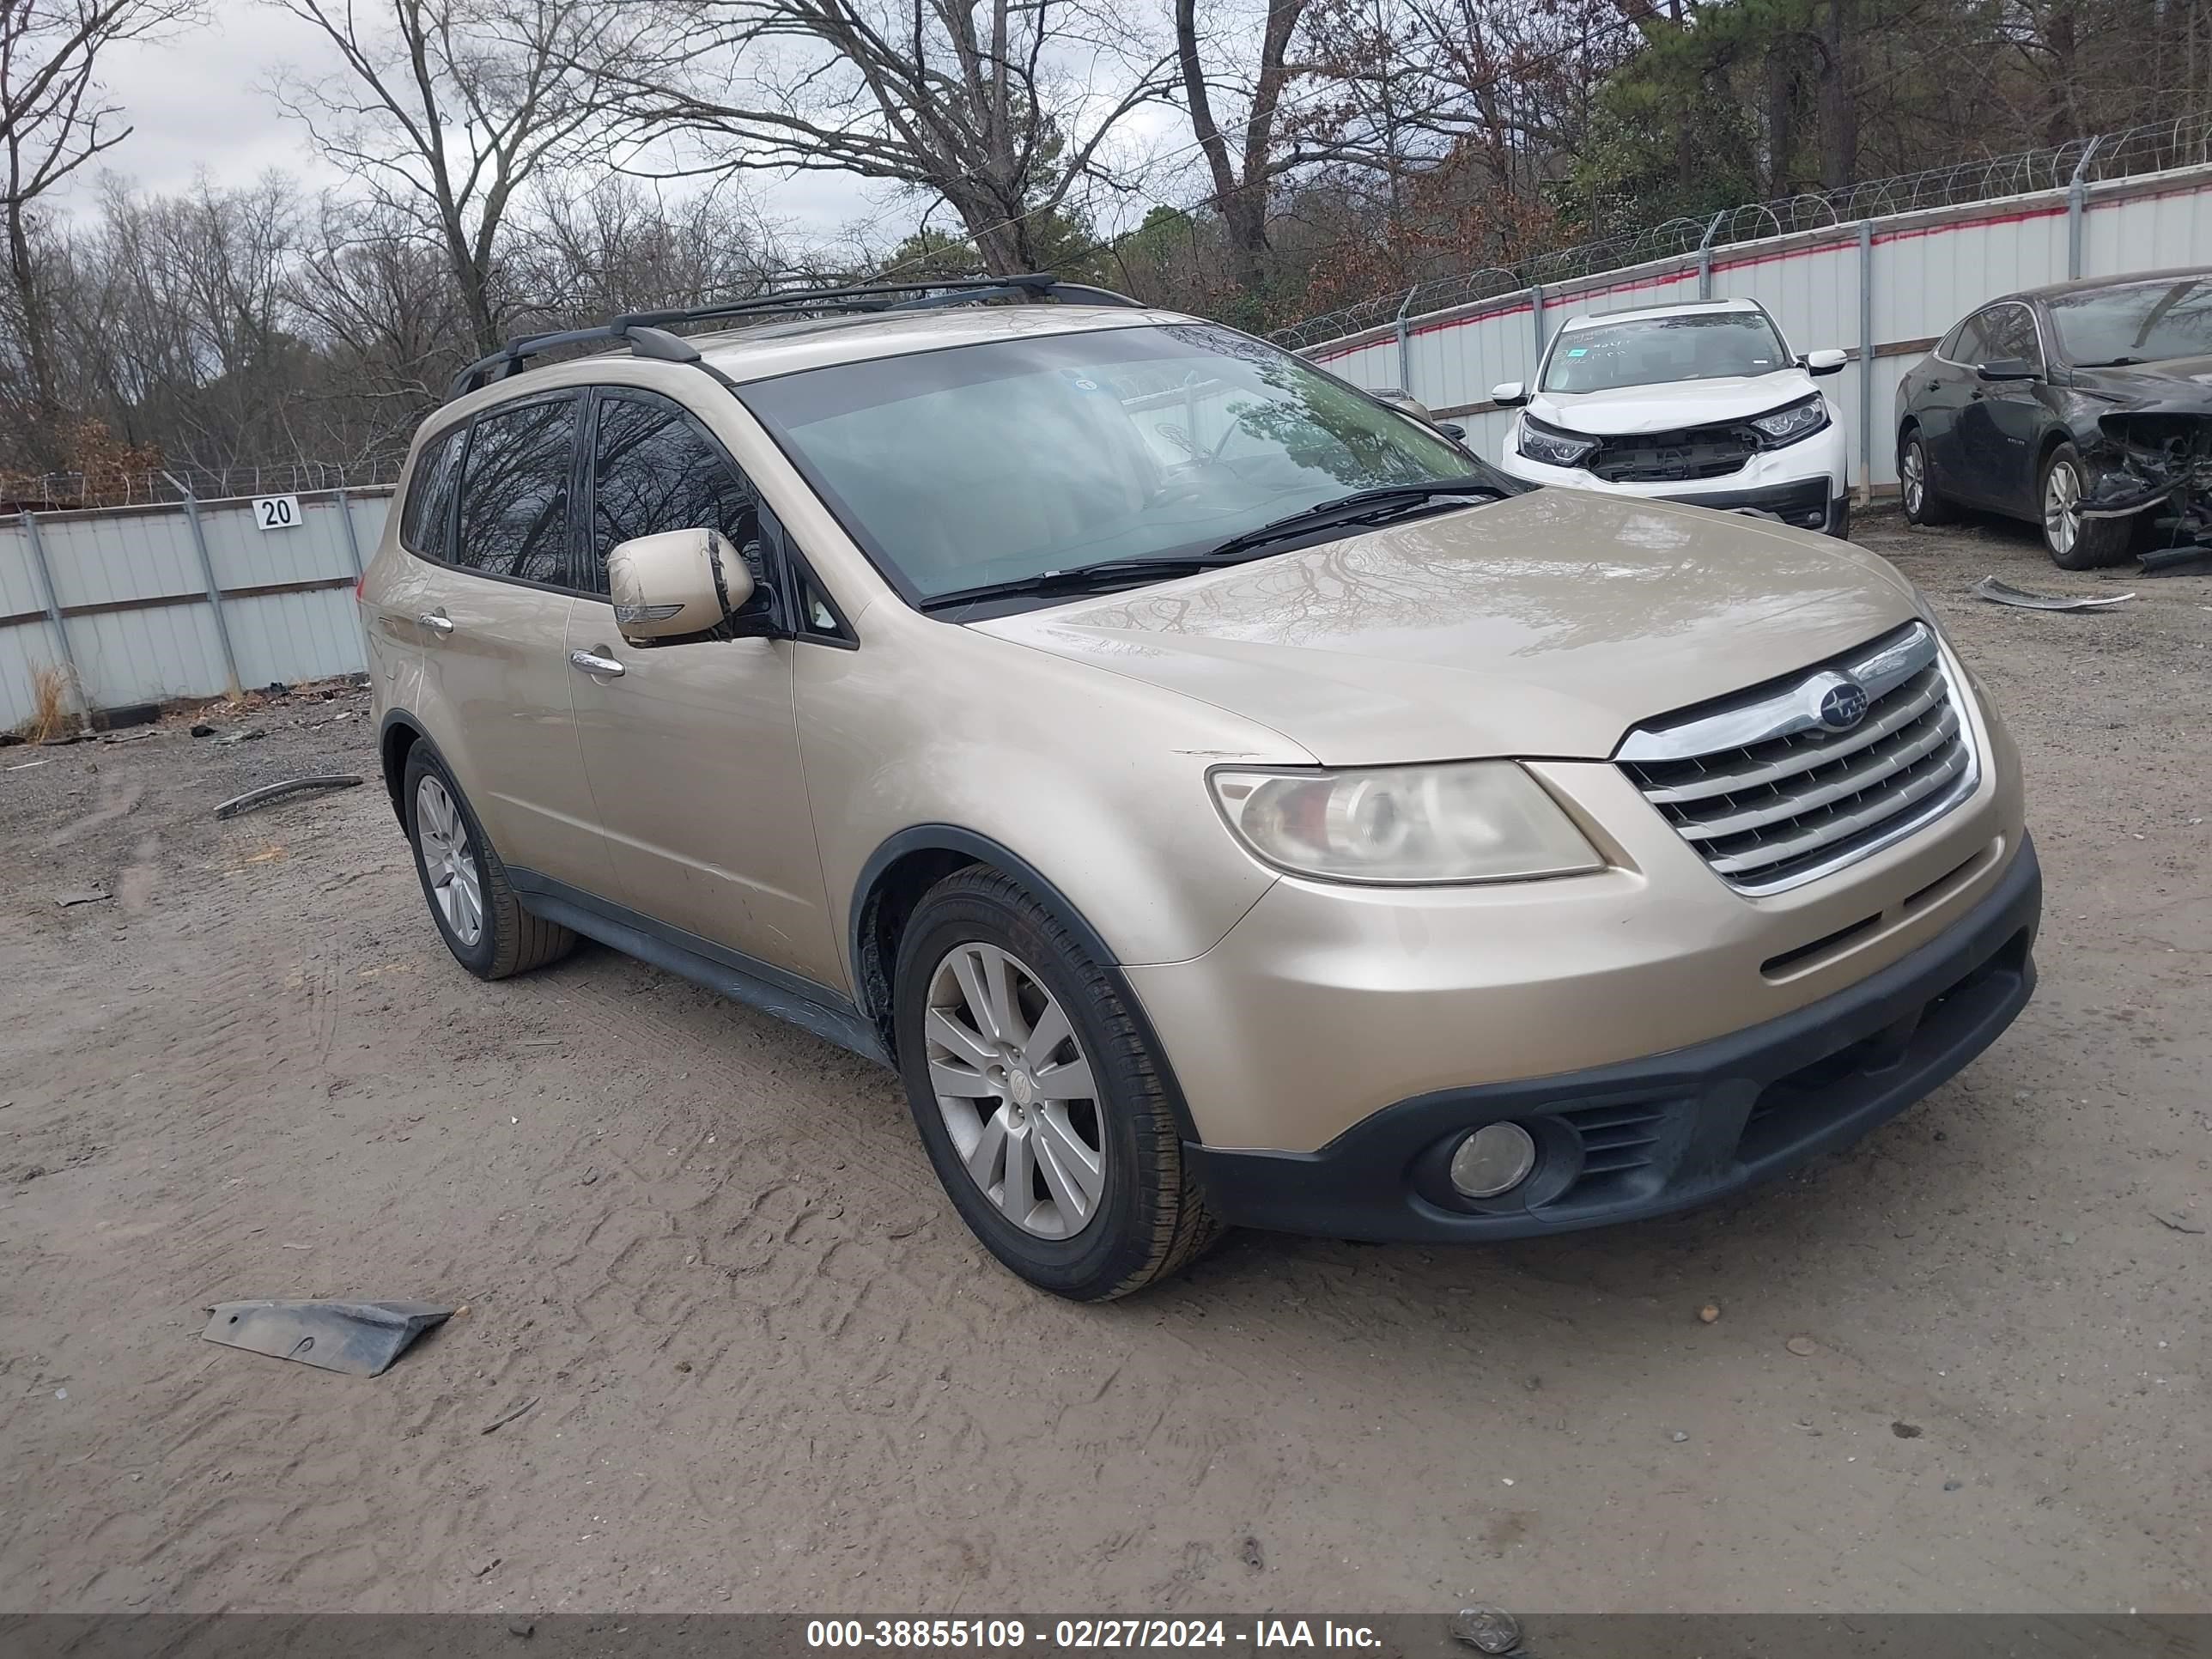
[400,425,466,560]
[454,396,579,586]
[585,389,763,594]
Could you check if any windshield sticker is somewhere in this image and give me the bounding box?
[1566,348,1588,357]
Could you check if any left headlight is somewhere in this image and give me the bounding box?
[1208,761,1605,885]
[1749,393,1831,446]
[1517,415,1600,469]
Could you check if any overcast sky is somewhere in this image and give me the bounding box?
[70,1,885,234]
[69,0,1193,247]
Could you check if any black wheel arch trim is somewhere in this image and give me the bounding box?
[850,825,1204,1143]
[377,709,433,824]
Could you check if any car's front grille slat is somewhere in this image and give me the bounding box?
[1638,670,1947,804]
[1674,703,1960,842]
[1617,623,1978,894]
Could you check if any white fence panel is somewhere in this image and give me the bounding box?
[0,484,390,725]
[64,602,229,708]
[36,505,204,611]
[1295,167,2212,499]
[225,588,365,688]
[203,492,363,590]
[2084,173,2212,271]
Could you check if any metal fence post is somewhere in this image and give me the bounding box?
[334,485,365,576]
[2066,135,2105,280]
[18,509,88,722]
[1528,284,1545,367]
[1394,287,1418,398]
[1858,221,1875,507]
[1697,210,1726,300]
[163,471,243,698]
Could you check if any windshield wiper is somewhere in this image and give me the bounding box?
[918,555,1248,611]
[1203,476,1506,560]
[2079,356,2149,368]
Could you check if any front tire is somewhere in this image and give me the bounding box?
[2040,442,2133,569]
[1899,430,1955,526]
[892,867,1219,1300]
[403,745,575,980]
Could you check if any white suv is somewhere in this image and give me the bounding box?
[1492,298,1853,537]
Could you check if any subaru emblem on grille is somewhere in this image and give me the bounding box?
[1812,672,1869,732]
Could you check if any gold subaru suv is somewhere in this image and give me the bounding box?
[359,277,2039,1300]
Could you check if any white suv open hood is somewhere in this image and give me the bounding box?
[1527,367,1819,434]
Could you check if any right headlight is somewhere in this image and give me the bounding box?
[1208,761,1605,885]
[1517,415,1600,469]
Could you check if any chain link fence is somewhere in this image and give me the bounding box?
[1271,111,2212,350]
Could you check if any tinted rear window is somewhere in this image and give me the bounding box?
[454,397,577,585]
[400,426,465,559]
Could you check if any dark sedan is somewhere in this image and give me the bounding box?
[1896,268,2212,567]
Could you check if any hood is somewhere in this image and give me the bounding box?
[1527,368,1817,435]
[975,488,1920,765]
[2070,356,2212,405]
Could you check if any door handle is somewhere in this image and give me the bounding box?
[417,611,455,635]
[569,648,625,678]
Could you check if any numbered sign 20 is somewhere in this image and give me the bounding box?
[253,494,302,532]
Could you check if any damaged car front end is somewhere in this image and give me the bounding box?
[2078,403,2212,542]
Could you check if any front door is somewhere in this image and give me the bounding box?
[1954,301,2051,515]
[1917,313,1988,503]
[564,386,842,992]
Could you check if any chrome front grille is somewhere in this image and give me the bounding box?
[1616,623,1978,894]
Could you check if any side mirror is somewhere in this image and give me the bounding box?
[1436,421,1467,440]
[1491,381,1528,407]
[1978,357,2038,382]
[1803,348,1848,376]
[607,527,757,645]
[1372,386,1437,421]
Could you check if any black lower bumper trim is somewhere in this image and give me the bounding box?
[1663,477,1840,532]
[1187,835,2041,1243]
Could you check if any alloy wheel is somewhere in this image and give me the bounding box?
[2044,459,2081,557]
[1902,442,1926,516]
[923,942,1105,1239]
[415,775,484,946]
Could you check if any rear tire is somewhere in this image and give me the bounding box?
[2040,442,2134,569]
[892,867,1219,1300]
[403,744,575,981]
[1899,430,1955,526]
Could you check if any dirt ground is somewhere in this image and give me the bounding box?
[0,503,2204,1618]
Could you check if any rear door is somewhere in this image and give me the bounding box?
[410,392,616,893]
[564,386,842,990]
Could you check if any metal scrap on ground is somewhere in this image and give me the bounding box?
[198,1298,453,1376]
[1974,577,2136,611]
[214,775,364,821]
[2140,545,2212,577]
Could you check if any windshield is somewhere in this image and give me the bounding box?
[2048,277,2212,366]
[738,322,1497,603]
[1541,312,1790,394]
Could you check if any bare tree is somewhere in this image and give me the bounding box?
[617,0,1175,275]
[1,0,197,467]
[266,0,639,356]
[1172,0,1314,293]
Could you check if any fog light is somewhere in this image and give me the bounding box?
[1449,1121,1538,1198]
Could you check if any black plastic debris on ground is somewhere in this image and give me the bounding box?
[199,1299,453,1376]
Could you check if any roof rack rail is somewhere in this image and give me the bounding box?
[447,273,1146,398]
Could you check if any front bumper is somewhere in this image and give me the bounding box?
[1184,834,2040,1243]
[1498,418,1848,532]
